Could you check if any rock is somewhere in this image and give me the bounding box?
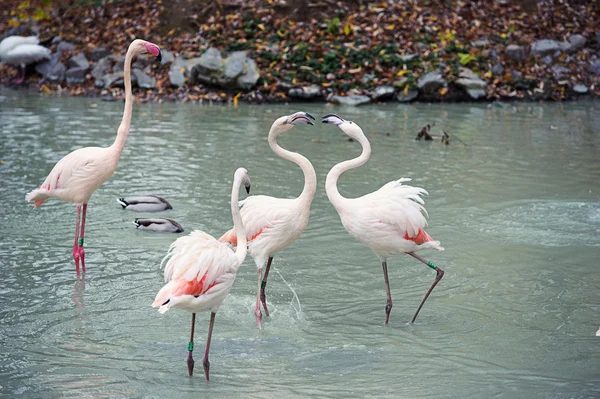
[360,73,375,84]
[393,77,409,89]
[482,48,499,60]
[510,70,522,80]
[288,84,322,100]
[326,73,335,80]
[223,51,246,79]
[417,71,446,93]
[396,89,419,102]
[541,55,554,65]
[464,88,486,99]
[559,41,572,53]
[551,65,570,79]
[68,53,89,71]
[132,69,155,89]
[193,47,222,73]
[103,72,124,88]
[589,58,600,75]
[188,49,260,90]
[455,68,486,100]
[492,63,504,76]
[65,67,87,85]
[169,57,186,87]
[35,53,65,82]
[89,47,108,61]
[573,84,588,94]
[160,50,174,65]
[399,54,418,62]
[91,57,111,80]
[568,34,586,52]
[236,58,260,90]
[372,85,396,101]
[596,32,600,45]
[57,41,75,53]
[471,39,489,47]
[506,44,528,62]
[531,39,561,56]
[458,67,484,83]
[110,55,125,73]
[330,94,371,106]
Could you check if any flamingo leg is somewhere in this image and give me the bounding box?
[260,256,273,316]
[255,268,263,329]
[187,312,196,376]
[73,205,82,274]
[407,252,445,323]
[15,65,26,85]
[78,204,87,273]
[381,261,393,324]
[202,312,216,382]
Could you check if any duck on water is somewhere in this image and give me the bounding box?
[117,195,172,212]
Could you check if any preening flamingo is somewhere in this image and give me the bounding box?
[25,39,161,274]
[219,112,316,329]
[152,167,251,381]
[322,114,445,324]
[0,35,51,84]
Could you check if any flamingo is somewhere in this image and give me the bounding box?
[219,112,316,329]
[152,167,251,381]
[0,35,51,84]
[322,114,445,324]
[25,39,161,274]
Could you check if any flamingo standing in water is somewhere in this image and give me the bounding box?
[322,114,445,324]
[219,112,316,329]
[152,167,251,381]
[25,39,161,274]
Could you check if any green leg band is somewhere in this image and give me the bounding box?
[261,281,267,290]
[427,261,437,270]
[188,341,194,352]
[78,238,84,247]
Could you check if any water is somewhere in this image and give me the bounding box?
[1,90,599,398]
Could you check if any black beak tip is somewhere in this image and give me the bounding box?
[245,185,251,194]
[305,112,315,121]
[157,51,162,62]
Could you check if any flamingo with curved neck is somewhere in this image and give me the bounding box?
[219,112,316,329]
[25,39,161,274]
[153,167,251,381]
[323,114,445,324]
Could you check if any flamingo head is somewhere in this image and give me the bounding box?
[322,114,365,140]
[131,39,162,62]
[234,168,252,194]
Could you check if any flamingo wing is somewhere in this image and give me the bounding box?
[6,44,50,65]
[0,36,39,57]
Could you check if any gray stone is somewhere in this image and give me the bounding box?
[330,94,371,106]
[455,68,486,98]
[510,70,522,80]
[288,84,322,100]
[372,85,396,101]
[482,48,499,60]
[160,50,174,65]
[573,84,588,94]
[551,65,570,79]
[417,71,446,92]
[396,89,419,103]
[103,72,124,88]
[568,34,586,52]
[596,32,600,45]
[90,47,108,61]
[133,55,151,70]
[223,51,246,79]
[531,39,561,56]
[35,53,65,82]
[541,55,554,65]
[471,39,489,47]
[57,41,75,53]
[91,57,111,80]
[111,55,125,73]
[236,58,260,90]
[589,58,600,75]
[393,77,409,89]
[169,57,186,87]
[506,44,528,62]
[559,41,572,53]
[132,69,155,89]
[360,73,375,84]
[399,54,418,62]
[465,88,486,99]
[94,78,105,88]
[458,67,484,82]
[65,67,87,85]
[492,63,504,76]
[196,47,222,72]
[68,53,89,71]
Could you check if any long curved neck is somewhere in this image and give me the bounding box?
[111,46,136,156]
[325,132,371,210]
[231,181,247,265]
[268,127,316,204]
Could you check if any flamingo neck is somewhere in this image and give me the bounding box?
[268,126,317,205]
[325,131,371,210]
[111,45,136,157]
[231,180,247,266]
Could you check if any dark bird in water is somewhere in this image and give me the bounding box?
[441,131,450,145]
[133,218,184,233]
[117,195,172,212]
[416,124,433,141]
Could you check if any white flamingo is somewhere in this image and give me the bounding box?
[0,35,51,84]
[322,114,445,324]
[152,167,251,381]
[219,112,316,329]
[25,39,161,274]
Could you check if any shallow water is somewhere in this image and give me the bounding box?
[1,90,599,398]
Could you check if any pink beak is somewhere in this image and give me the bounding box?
[144,43,161,60]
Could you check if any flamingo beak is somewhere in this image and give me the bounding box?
[245,179,251,194]
[144,43,161,62]
[321,114,346,125]
[288,112,315,126]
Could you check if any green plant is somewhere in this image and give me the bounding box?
[327,17,341,34]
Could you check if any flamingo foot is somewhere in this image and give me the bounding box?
[202,357,210,381]
[187,351,195,376]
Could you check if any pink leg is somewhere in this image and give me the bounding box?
[255,268,263,329]
[78,204,87,273]
[73,205,82,274]
[15,66,25,85]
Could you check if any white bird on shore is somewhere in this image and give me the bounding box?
[219,112,316,329]
[153,167,251,381]
[322,114,445,324]
[25,39,162,274]
[0,35,51,84]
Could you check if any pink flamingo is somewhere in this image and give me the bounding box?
[152,167,251,381]
[25,39,161,274]
[219,112,316,329]
[322,114,445,324]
